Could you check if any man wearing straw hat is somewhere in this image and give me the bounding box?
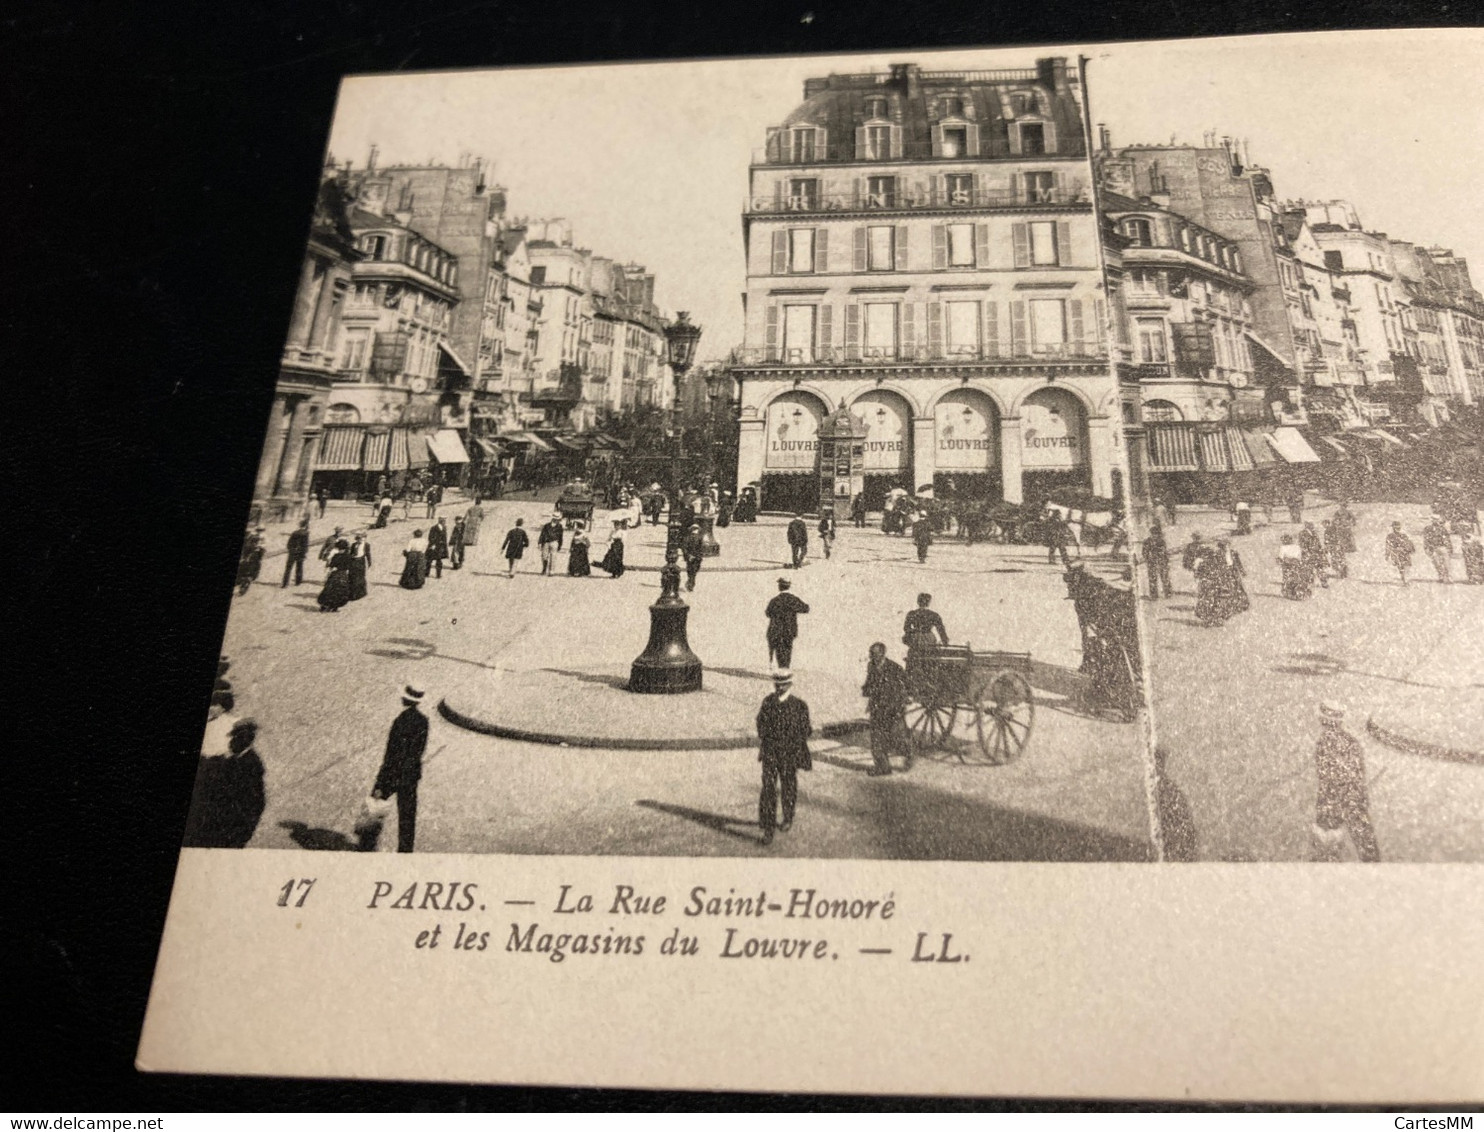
[755,670,813,845]
[1311,702,1379,863]
[372,685,431,853]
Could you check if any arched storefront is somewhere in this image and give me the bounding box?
[933,389,1002,501]
[1019,386,1091,502]
[760,391,826,514]
[852,389,913,510]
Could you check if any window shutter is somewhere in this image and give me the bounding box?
[1069,299,1085,353]
[975,223,990,268]
[1095,299,1108,347]
[894,225,909,271]
[765,304,780,362]
[815,127,827,159]
[1009,123,1023,155]
[844,303,861,360]
[765,128,781,163]
[771,230,788,274]
[932,225,948,270]
[967,123,981,157]
[984,300,1000,357]
[854,177,865,208]
[815,228,829,273]
[1052,170,1064,200]
[774,179,785,209]
[1044,121,1057,154]
[1011,301,1028,355]
[855,126,867,159]
[1056,221,1073,265]
[818,303,833,351]
[927,302,944,358]
[890,125,903,159]
[1012,223,1030,268]
[901,303,917,353]
[930,124,942,158]
[853,227,868,272]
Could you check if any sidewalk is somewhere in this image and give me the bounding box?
[1366,635,1484,762]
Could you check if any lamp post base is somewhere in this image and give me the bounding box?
[699,513,721,557]
[629,599,704,694]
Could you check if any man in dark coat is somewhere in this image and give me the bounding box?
[850,492,867,528]
[1422,516,1453,584]
[282,519,310,587]
[755,670,812,844]
[1298,521,1329,589]
[1142,521,1173,599]
[912,511,934,563]
[236,528,265,596]
[183,718,266,849]
[501,518,530,577]
[1385,521,1416,585]
[786,513,809,568]
[448,516,466,570]
[861,643,909,776]
[372,685,430,854]
[426,518,449,579]
[1311,702,1379,862]
[764,577,810,669]
[425,481,443,519]
[682,522,705,591]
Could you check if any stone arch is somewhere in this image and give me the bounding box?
[933,386,1004,502]
[839,379,926,418]
[759,389,828,514]
[923,381,1011,419]
[754,381,836,416]
[1008,378,1098,418]
[850,387,915,510]
[1019,385,1093,500]
[1142,398,1183,422]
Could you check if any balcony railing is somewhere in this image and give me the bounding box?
[745,184,1090,215]
[731,342,1105,366]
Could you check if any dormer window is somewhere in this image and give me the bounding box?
[790,127,817,163]
[864,97,888,120]
[1123,218,1153,247]
[941,126,968,157]
[361,234,388,260]
[864,125,891,160]
[1011,92,1033,115]
[943,96,965,118]
[1020,123,1046,155]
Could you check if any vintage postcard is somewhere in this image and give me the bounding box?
[138,30,1484,1101]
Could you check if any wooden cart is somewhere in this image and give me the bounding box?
[902,644,1035,764]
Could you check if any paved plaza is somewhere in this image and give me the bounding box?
[1145,495,1484,862]
[219,493,1152,859]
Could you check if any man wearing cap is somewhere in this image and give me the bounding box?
[786,512,810,569]
[755,670,813,845]
[764,577,810,669]
[682,522,705,591]
[282,518,310,587]
[861,643,909,776]
[372,685,431,853]
[1311,702,1380,863]
[538,513,565,576]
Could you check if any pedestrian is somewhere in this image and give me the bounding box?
[1298,522,1329,589]
[1461,532,1484,584]
[817,510,836,560]
[501,517,529,577]
[755,669,813,845]
[1310,702,1380,863]
[861,643,910,777]
[370,685,430,854]
[279,519,309,587]
[1232,499,1252,536]
[315,486,328,519]
[1205,538,1249,624]
[1162,496,1178,527]
[1323,519,1349,579]
[1277,534,1309,600]
[764,577,810,669]
[734,485,758,523]
[1142,521,1173,600]
[1180,532,1212,588]
[786,512,809,568]
[426,517,448,579]
[597,529,626,578]
[318,525,343,566]
[400,488,413,522]
[318,539,353,611]
[182,718,266,849]
[567,521,592,577]
[1384,521,1415,586]
[538,512,565,576]
[425,481,442,519]
[373,494,393,530]
[1422,516,1452,584]
[911,511,934,564]
[448,516,466,570]
[235,528,265,596]
[851,492,867,529]
[1286,487,1305,525]
[201,686,239,759]
[375,473,389,500]
[399,529,428,590]
[681,522,704,591]
[1043,511,1070,567]
[463,496,485,547]
[348,532,371,600]
[902,592,949,661]
[1332,501,1358,555]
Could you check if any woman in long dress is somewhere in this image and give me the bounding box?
[399,529,428,590]
[598,531,625,577]
[318,541,353,611]
[373,494,393,529]
[463,498,485,546]
[348,533,372,601]
[1278,534,1308,600]
[1212,539,1249,620]
[567,522,592,577]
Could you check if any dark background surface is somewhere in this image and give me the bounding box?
[7,0,1471,1112]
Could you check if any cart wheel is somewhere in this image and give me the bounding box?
[980,671,1035,763]
[904,696,956,752]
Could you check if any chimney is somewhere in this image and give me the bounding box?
[1038,57,1070,91]
[1097,123,1112,153]
[890,63,920,98]
[367,143,379,172]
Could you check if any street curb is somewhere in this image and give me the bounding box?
[438,698,869,751]
[1366,715,1484,765]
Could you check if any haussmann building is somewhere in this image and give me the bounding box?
[731,58,1124,514]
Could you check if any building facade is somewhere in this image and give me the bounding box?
[731,59,1122,514]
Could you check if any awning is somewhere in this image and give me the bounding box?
[317,427,364,471]
[474,437,505,459]
[1245,330,1295,371]
[388,429,411,471]
[437,341,473,376]
[1320,437,1350,456]
[1266,426,1322,464]
[363,430,391,471]
[407,429,430,468]
[1224,427,1254,471]
[426,428,470,464]
[499,430,554,452]
[1240,428,1280,466]
[548,435,586,452]
[1147,425,1200,472]
[1362,428,1406,448]
[1198,430,1231,472]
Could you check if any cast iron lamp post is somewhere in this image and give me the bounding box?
[629,312,704,694]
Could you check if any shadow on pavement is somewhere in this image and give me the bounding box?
[706,665,774,682]
[541,667,630,690]
[636,799,764,844]
[279,820,359,851]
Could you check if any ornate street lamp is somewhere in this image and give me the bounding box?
[629,311,705,695]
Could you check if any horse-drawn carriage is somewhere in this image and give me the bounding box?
[556,479,596,528]
[901,644,1036,764]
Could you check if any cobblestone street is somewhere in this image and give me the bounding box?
[219,494,1152,859]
